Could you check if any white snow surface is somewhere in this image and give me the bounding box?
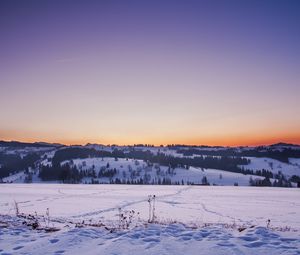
[0,184,299,255]
[242,157,300,177]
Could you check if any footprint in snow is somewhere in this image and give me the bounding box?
[178,232,193,241]
[142,237,160,243]
[12,246,24,250]
[179,236,192,241]
[269,241,281,246]
[280,237,297,243]
[243,241,265,248]
[238,235,258,242]
[50,238,59,244]
[217,242,235,247]
[192,233,203,241]
[199,231,210,238]
[126,232,141,239]
[54,250,65,254]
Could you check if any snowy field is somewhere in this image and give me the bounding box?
[0,184,300,254]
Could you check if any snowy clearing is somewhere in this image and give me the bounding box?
[242,157,300,177]
[0,184,299,254]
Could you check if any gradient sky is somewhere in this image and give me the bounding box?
[0,0,300,146]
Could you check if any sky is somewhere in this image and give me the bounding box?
[0,0,300,146]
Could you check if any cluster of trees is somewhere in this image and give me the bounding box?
[107,177,209,186]
[254,169,274,178]
[175,147,300,163]
[132,144,156,147]
[39,162,119,183]
[238,168,274,179]
[51,148,112,166]
[249,177,272,187]
[98,167,117,178]
[0,153,40,178]
[249,175,292,187]
[50,147,250,176]
[39,163,81,183]
[24,173,33,183]
[289,175,300,187]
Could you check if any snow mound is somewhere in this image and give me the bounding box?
[0,215,299,255]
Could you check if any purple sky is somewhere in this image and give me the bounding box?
[0,0,300,145]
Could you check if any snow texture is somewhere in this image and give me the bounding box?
[0,184,299,255]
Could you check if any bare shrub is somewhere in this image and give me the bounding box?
[117,208,139,230]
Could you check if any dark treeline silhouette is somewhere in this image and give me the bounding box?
[52,147,113,165]
[249,177,273,187]
[253,169,274,179]
[249,174,292,188]
[290,177,300,188]
[167,144,225,149]
[0,140,61,148]
[0,153,40,178]
[39,163,81,183]
[98,167,117,178]
[132,144,155,147]
[51,147,250,174]
[175,148,300,163]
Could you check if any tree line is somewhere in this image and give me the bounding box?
[175,147,300,163]
[51,147,250,174]
[0,153,39,178]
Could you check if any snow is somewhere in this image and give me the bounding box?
[174,167,263,186]
[1,217,299,255]
[58,157,264,186]
[2,172,26,183]
[2,144,300,186]
[0,184,299,254]
[5,155,298,186]
[1,184,299,228]
[242,157,300,177]
[1,146,55,158]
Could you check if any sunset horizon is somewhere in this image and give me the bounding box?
[1,1,300,253]
[1,136,300,148]
[1,0,299,150]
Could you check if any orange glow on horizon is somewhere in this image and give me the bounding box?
[1,134,300,147]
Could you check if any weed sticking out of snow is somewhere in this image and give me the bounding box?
[13,200,19,217]
[116,207,140,231]
[147,195,156,223]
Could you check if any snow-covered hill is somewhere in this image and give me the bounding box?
[1,141,300,187]
[58,157,265,186]
[241,157,300,177]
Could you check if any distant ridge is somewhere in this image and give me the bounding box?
[270,142,300,147]
[0,140,64,148]
[0,140,299,148]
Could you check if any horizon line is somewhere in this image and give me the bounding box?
[1,139,300,148]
